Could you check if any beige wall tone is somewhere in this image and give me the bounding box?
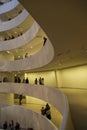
[25,65,87,89]
[57,65,87,88]
[0,93,14,105]
[0,83,74,130]
[25,71,57,87]
[1,105,58,130]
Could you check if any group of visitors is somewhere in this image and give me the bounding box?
[14,76,21,83]
[14,76,29,84]
[41,103,51,120]
[2,120,34,130]
[35,77,44,85]
[3,77,9,82]
[22,77,29,83]
[3,120,20,130]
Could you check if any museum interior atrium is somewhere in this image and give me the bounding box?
[0,0,87,130]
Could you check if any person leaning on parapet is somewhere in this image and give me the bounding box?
[25,53,28,58]
[3,121,8,129]
[39,77,42,85]
[26,77,29,84]
[41,107,46,116]
[43,37,47,46]
[19,94,23,105]
[34,78,38,84]
[45,103,51,120]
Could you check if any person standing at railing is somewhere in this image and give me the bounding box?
[41,107,46,116]
[43,37,47,46]
[19,94,23,105]
[45,103,51,120]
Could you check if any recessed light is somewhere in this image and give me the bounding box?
[7,51,10,53]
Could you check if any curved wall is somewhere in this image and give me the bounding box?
[0,83,74,130]
[56,65,87,89]
[0,0,19,14]
[1,105,58,130]
[0,21,40,51]
[0,9,29,31]
[0,39,54,71]
[0,52,14,61]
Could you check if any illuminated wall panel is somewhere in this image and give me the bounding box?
[56,65,87,89]
[25,71,57,87]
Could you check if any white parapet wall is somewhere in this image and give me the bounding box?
[0,21,40,51]
[0,0,19,14]
[1,105,58,130]
[0,83,74,130]
[0,39,54,71]
[0,9,29,31]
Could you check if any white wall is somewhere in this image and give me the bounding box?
[24,65,87,89]
[25,71,57,87]
[26,96,46,105]
[1,64,87,89]
[56,65,87,89]
[1,105,58,130]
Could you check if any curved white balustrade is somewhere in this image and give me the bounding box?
[0,39,54,71]
[0,0,19,14]
[1,105,58,130]
[0,0,11,3]
[0,21,40,51]
[0,83,73,130]
[0,9,29,31]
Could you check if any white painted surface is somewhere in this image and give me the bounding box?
[0,9,29,31]
[0,39,54,71]
[0,0,19,14]
[0,22,40,51]
[56,65,87,89]
[1,105,58,130]
[0,83,72,130]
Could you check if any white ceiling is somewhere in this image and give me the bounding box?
[19,0,87,72]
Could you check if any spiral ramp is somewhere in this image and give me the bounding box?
[0,0,74,130]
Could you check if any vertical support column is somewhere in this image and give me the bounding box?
[55,70,58,88]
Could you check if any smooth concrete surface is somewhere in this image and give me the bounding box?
[0,21,39,51]
[0,0,18,14]
[21,102,62,129]
[0,39,54,71]
[0,9,29,31]
[61,88,87,130]
[1,105,58,130]
[0,83,74,130]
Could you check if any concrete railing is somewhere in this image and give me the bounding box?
[0,0,19,14]
[0,21,40,51]
[0,39,54,71]
[0,9,29,31]
[1,105,58,130]
[0,83,74,130]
